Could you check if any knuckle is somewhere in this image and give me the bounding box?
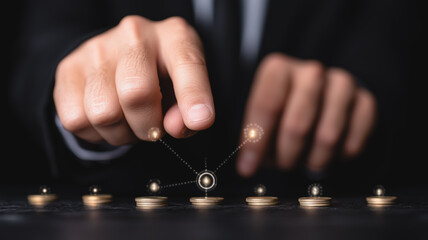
[357,89,378,119]
[86,100,122,127]
[60,112,89,133]
[86,66,110,87]
[178,85,206,105]
[301,60,324,78]
[296,62,325,94]
[316,129,340,149]
[118,83,161,109]
[328,68,356,89]
[162,17,197,44]
[328,67,352,80]
[174,48,206,68]
[250,97,282,117]
[344,143,361,157]
[119,15,148,30]
[56,56,76,77]
[85,40,108,70]
[362,89,377,108]
[283,117,311,140]
[119,16,149,45]
[163,16,189,28]
[262,53,291,69]
[122,44,152,71]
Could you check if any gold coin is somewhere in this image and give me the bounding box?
[136,205,167,210]
[136,202,168,206]
[82,194,113,205]
[135,196,168,209]
[27,194,58,206]
[135,196,168,203]
[246,196,279,206]
[298,197,332,207]
[366,196,397,206]
[190,197,224,206]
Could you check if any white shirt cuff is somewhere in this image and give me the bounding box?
[55,115,132,161]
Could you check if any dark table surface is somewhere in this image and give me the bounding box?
[1,185,428,240]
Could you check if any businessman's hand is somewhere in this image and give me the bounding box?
[54,16,215,145]
[237,53,376,176]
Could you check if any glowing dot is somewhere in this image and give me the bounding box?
[201,176,212,187]
[196,170,217,192]
[148,127,161,142]
[89,185,101,195]
[308,183,323,197]
[244,123,263,143]
[249,130,256,138]
[373,185,385,196]
[39,185,51,195]
[147,179,161,195]
[254,184,266,196]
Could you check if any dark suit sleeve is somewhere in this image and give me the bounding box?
[9,0,112,178]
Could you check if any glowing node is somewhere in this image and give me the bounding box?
[89,185,101,195]
[373,185,385,196]
[196,170,217,192]
[254,184,266,196]
[147,179,162,195]
[39,185,51,195]
[308,183,323,197]
[244,123,264,143]
[148,127,161,142]
[202,176,212,187]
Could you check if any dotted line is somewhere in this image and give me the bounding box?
[214,139,249,173]
[161,180,196,189]
[159,139,198,175]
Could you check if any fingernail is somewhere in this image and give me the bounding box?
[187,104,212,122]
[238,151,257,176]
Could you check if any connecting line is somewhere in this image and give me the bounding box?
[214,139,249,173]
[161,180,196,189]
[159,139,198,175]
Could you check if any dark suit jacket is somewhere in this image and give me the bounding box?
[7,0,420,195]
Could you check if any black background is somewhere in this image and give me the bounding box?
[1,1,426,195]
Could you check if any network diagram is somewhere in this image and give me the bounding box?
[144,123,264,196]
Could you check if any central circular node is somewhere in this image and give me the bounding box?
[308,183,323,197]
[254,184,266,196]
[196,170,217,192]
[39,185,51,195]
[373,185,385,196]
[147,179,162,195]
[89,185,101,195]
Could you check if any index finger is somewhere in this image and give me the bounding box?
[156,17,215,131]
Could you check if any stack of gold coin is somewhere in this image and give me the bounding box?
[298,197,332,207]
[135,196,168,209]
[366,196,397,207]
[246,196,279,206]
[190,197,224,207]
[27,194,58,206]
[82,194,113,206]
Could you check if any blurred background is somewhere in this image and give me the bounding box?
[0,1,425,197]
